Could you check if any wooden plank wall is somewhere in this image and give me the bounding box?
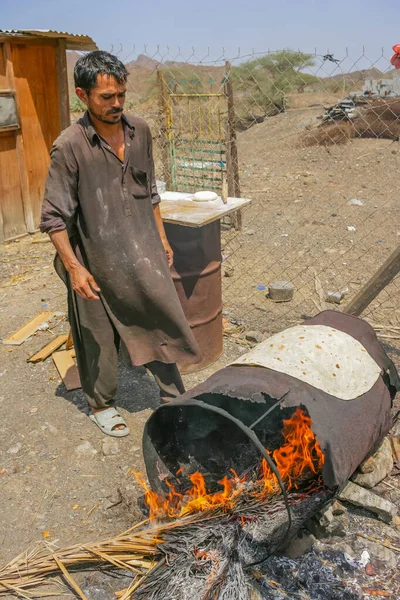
[11,43,62,228]
[0,43,26,241]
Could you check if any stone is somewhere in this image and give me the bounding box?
[347,198,364,206]
[352,438,393,488]
[359,539,397,569]
[284,532,316,559]
[245,330,263,344]
[317,505,334,527]
[102,438,120,457]
[306,515,346,539]
[7,442,22,454]
[75,441,97,456]
[390,436,400,463]
[249,587,262,600]
[331,500,347,516]
[358,455,376,474]
[392,515,400,528]
[268,280,294,302]
[223,265,235,278]
[326,291,343,304]
[338,481,397,523]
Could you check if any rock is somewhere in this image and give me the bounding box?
[348,199,364,206]
[392,515,400,528]
[390,436,400,463]
[331,500,347,516]
[359,539,397,569]
[326,291,344,304]
[223,265,235,278]
[306,515,346,539]
[45,422,58,435]
[249,586,262,600]
[317,505,334,526]
[347,226,356,232]
[358,455,376,474]
[338,481,397,523]
[352,438,393,488]
[313,540,355,557]
[102,438,120,457]
[365,562,376,576]
[268,280,294,302]
[7,442,22,454]
[244,229,255,236]
[284,532,316,558]
[245,330,263,344]
[75,441,97,456]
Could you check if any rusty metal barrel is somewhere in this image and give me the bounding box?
[164,220,223,373]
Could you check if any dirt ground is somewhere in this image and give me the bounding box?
[0,237,246,569]
[222,105,400,335]
[1,99,400,596]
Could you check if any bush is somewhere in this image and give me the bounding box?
[232,50,318,125]
[70,96,86,113]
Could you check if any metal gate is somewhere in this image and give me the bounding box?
[157,67,240,205]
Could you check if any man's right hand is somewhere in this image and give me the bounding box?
[69,264,101,301]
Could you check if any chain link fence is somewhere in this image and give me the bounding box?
[69,46,400,351]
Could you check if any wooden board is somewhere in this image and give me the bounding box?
[0,43,7,90]
[56,40,70,131]
[11,43,61,228]
[65,328,74,350]
[3,311,54,345]
[0,132,26,239]
[160,195,251,228]
[28,334,68,363]
[52,349,81,391]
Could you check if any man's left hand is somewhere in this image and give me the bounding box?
[162,239,174,267]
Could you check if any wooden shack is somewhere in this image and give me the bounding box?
[0,30,97,241]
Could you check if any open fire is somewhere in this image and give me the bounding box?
[133,407,325,520]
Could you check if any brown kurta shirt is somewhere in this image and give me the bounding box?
[40,112,200,366]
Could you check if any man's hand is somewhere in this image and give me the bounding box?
[48,230,100,301]
[153,204,174,267]
[162,238,174,267]
[69,264,101,300]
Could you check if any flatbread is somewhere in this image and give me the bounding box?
[232,324,381,400]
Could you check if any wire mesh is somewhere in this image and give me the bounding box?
[69,46,400,356]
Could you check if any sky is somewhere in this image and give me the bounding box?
[1,0,399,72]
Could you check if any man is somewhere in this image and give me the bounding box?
[40,51,200,437]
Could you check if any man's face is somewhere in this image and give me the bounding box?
[76,74,126,124]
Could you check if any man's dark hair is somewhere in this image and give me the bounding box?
[74,51,129,94]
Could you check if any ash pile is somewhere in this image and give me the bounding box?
[135,311,400,599]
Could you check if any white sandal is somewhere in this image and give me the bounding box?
[89,407,130,437]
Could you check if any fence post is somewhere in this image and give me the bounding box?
[224,60,242,230]
[157,69,173,190]
[344,246,400,316]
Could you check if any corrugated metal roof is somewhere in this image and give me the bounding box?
[0,29,97,51]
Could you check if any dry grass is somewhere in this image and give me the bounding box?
[302,121,355,146]
[303,97,400,146]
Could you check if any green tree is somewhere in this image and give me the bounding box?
[232,50,317,122]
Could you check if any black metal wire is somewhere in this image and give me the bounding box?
[155,398,293,541]
[248,390,291,430]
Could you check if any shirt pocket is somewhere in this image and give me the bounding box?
[130,166,149,200]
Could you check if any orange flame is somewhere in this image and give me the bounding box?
[132,407,324,520]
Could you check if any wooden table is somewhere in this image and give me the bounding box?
[161,193,251,373]
[160,194,251,228]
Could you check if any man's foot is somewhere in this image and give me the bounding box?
[89,407,129,437]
